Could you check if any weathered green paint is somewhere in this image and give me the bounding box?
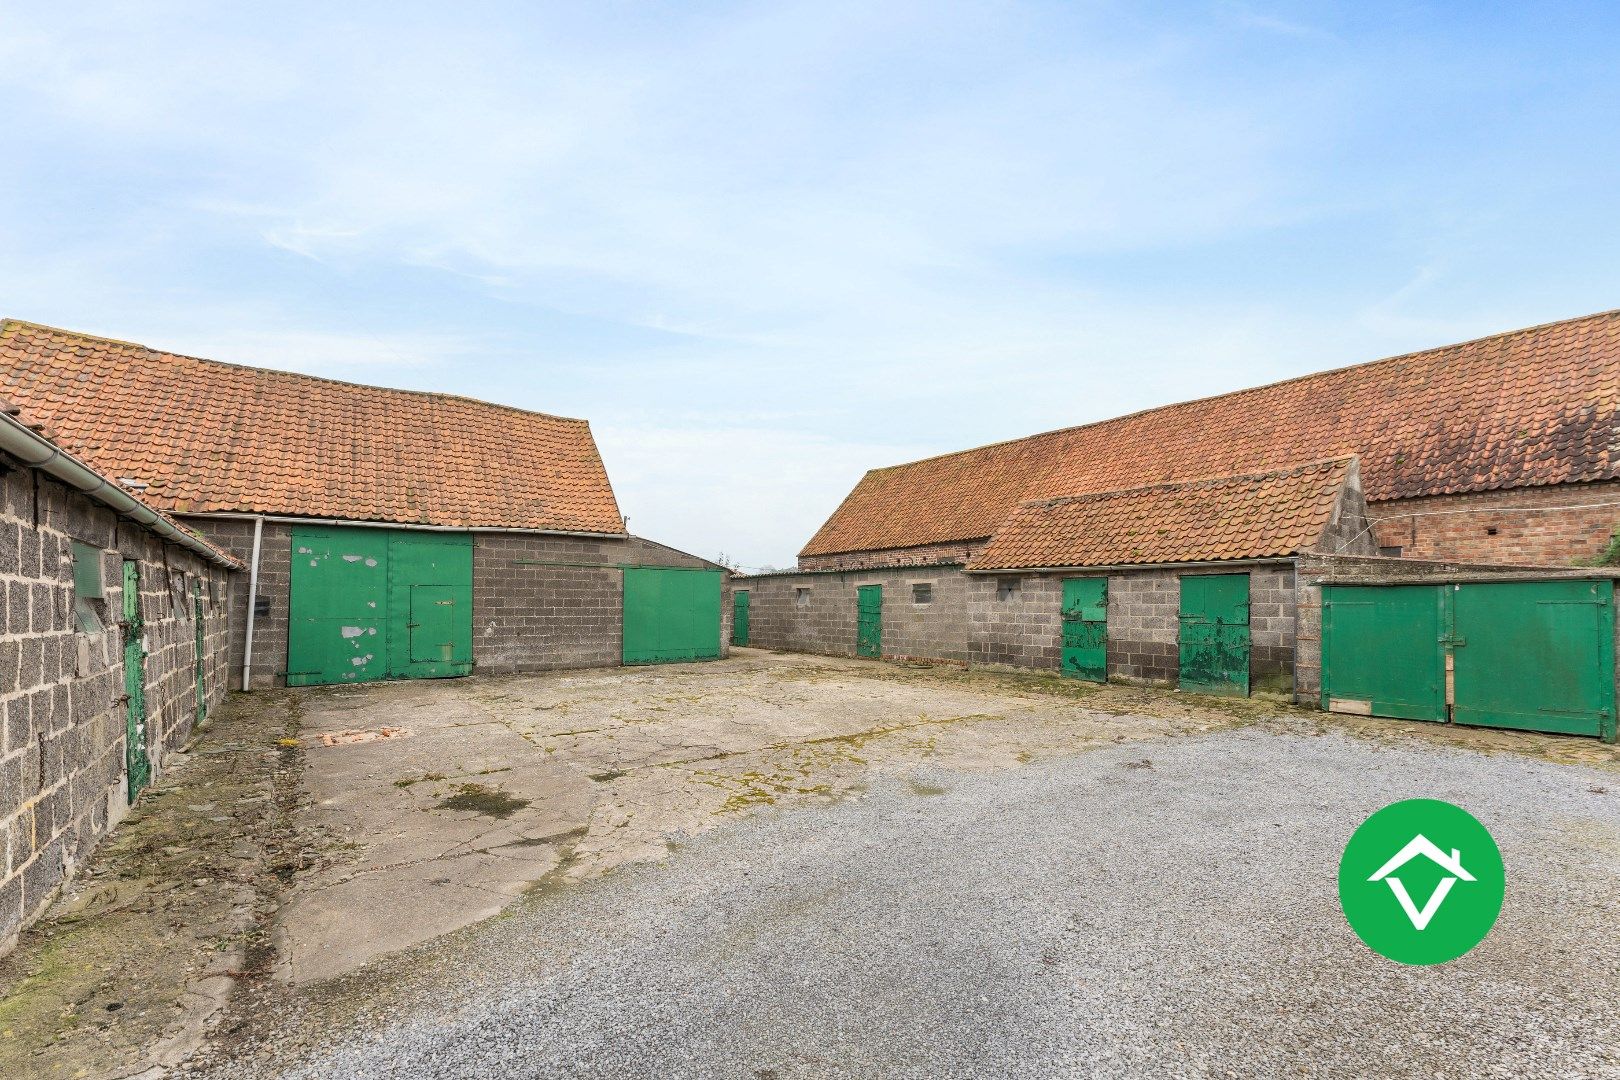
[193,581,207,726]
[856,584,883,658]
[1060,577,1108,682]
[622,567,723,665]
[1177,573,1251,697]
[1451,580,1614,739]
[732,590,750,646]
[121,560,150,801]
[287,526,472,687]
[72,541,104,598]
[1321,585,1446,721]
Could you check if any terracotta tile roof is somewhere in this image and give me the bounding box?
[968,458,1354,571]
[0,399,243,568]
[0,320,627,534]
[803,309,1620,557]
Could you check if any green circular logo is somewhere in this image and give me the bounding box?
[1338,798,1504,965]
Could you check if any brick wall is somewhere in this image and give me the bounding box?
[2,469,235,949]
[1369,480,1620,565]
[183,517,291,689]
[797,539,985,572]
[474,534,729,674]
[738,565,970,661]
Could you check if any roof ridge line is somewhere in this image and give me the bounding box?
[1019,456,1354,508]
[0,317,592,427]
[862,307,1620,475]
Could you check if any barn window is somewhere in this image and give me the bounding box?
[1378,546,1403,558]
[795,587,811,609]
[996,576,1021,601]
[912,582,933,605]
[71,542,105,633]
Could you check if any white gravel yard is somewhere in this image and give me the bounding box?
[195,720,1620,1080]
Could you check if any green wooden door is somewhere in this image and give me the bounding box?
[388,533,473,679]
[122,560,151,801]
[1178,573,1251,697]
[1061,577,1108,682]
[732,590,750,646]
[288,526,472,686]
[1452,580,1615,738]
[194,581,207,725]
[622,567,723,664]
[1321,585,1446,721]
[856,584,882,658]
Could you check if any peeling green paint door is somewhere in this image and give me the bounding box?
[122,560,150,801]
[194,581,207,725]
[732,590,750,646]
[856,584,882,658]
[288,526,472,686]
[1452,580,1615,738]
[1178,573,1250,697]
[1061,577,1108,682]
[1320,585,1446,721]
[622,567,723,664]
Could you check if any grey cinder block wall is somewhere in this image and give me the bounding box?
[1,469,235,949]
[184,520,729,685]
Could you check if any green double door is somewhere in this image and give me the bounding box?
[288,526,473,686]
[1061,577,1108,682]
[1178,574,1251,697]
[1322,580,1616,739]
[623,567,723,664]
[856,585,882,658]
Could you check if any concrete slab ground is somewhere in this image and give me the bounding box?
[272,648,1248,984]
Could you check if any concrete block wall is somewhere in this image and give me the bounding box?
[186,520,729,683]
[474,534,729,674]
[737,565,970,661]
[1370,480,1620,565]
[2,468,235,950]
[965,573,1062,668]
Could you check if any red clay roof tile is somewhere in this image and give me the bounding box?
[0,320,627,534]
[803,310,1620,557]
[968,459,1354,571]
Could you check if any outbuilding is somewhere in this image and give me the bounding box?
[0,320,729,688]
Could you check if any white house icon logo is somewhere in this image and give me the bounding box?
[1366,834,1475,931]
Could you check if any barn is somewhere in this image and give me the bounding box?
[0,320,729,688]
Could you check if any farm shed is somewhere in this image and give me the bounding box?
[800,309,1620,572]
[0,403,239,948]
[741,459,1377,699]
[0,320,728,687]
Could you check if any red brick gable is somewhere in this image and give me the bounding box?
[968,459,1353,571]
[802,310,1620,558]
[0,320,627,534]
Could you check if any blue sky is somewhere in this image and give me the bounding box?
[2,2,1618,568]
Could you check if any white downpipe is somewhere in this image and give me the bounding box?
[241,515,264,691]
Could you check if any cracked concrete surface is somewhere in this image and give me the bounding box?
[274,649,1239,983]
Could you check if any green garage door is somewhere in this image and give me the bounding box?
[623,567,723,665]
[1321,579,1615,740]
[288,526,473,686]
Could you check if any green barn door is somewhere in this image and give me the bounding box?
[623,567,723,664]
[733,590,750,646]
[1452,580,1615,738]
[1178,574,1251,697]
[121,560,151,801]
[1060,577,1108,682]
[1320,585,1446,721]
[288,526,472,686]
[194,581,207,725]
[856,584,882,658]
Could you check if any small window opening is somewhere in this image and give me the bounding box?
[71,541,106,633]
[1485,526,1498,536]
[795,587,811,609]
[912,583,933,605]
[1377,546,1403,558]
[997,576,1021,601]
